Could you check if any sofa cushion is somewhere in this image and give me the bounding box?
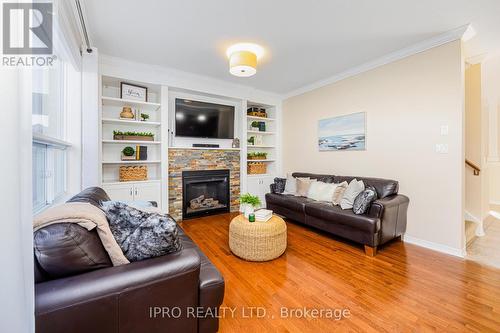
[296,178,317,197]
[283,173,298,194]
[334,176,398,199]
[34,223,112,280]
[340,179,365,210]
[332,181,348,205]
[272,177,286,194]
[307,181,336,202]
[353,186,378,215]
[292,172,335,183]
[266,193,315,212]
[305,202,380,233]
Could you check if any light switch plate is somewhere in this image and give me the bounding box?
[440,125,449,136]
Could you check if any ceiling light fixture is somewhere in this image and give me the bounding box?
[226,43,264,77]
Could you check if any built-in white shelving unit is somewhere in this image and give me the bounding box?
[97,69,281,213]
[102,118,161,126]
[244,103,280,206]
[99,75,167,210]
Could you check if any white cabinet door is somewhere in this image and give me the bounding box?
[247,176,273,208]
[259,177,273,208]
[102,183,134,201]
[246,177,261,197]
[133,182,161,203]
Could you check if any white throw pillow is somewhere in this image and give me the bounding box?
[340,179,365,209]
[283,173,297,194]
[307,181,337,202]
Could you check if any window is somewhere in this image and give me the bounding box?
[32,142,67,213]
[32,54,77,213]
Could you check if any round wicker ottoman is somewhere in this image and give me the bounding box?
[229,214,287,261]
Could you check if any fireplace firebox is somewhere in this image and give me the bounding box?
[182,170,230,219]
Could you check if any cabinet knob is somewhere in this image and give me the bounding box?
[135,188,138,196]
[130,188,133,196]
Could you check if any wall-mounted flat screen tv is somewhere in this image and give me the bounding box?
[175,98,235,139]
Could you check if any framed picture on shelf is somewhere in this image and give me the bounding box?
[120,82,148,102]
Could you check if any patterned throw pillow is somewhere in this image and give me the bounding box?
[353,186,378,215]
[273,177,286,194]
[101,202,182,261]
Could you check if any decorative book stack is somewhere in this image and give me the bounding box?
[255,209,273,222]
[135,145,148,160]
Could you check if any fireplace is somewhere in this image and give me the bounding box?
[182,169,230,219]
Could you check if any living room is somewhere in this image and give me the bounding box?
[2,0,500,332]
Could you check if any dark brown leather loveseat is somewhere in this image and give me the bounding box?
[34,187,224,333]
[266,173,409,256]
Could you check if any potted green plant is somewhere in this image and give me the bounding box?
[239,193,261,218]
[140,113,150,121]
[121,146,135,160]
[247,152,268,160]
[251,121,260,131]
[113,130,154,141]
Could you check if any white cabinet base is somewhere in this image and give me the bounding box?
[102,181,161,206]
[247,176,272,209]
[102,183,134,201]
[134,182,161,202]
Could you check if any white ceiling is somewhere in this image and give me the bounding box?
[83,0,500,95]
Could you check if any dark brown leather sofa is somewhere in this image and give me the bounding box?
[34,187,224,333]
[266,173,409,256]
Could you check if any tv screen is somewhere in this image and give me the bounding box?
[175,99,235,139]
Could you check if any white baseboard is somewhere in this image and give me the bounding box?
[489,210,500,220]
[403,235,465,258]
[464,210,480,224]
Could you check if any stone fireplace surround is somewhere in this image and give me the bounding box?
[168,148,240,221]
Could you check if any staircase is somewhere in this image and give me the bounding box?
[465,220,477,245]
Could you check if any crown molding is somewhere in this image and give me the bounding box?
[283,24,472,99]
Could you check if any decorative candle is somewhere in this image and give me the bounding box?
[248,213,255,222]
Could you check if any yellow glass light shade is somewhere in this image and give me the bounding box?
[229,50,257,77]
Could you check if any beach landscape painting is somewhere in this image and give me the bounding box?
[318,112,366,151]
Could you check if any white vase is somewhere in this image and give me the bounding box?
[243,204,255,218]
[239,203,246,213]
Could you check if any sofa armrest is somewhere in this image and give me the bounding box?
[36,248,201,316]
[368,194,410,245]
[368,194,409,218]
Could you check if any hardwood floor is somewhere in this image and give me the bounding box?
[181,213,500,332]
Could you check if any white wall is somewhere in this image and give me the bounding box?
[0,69,34,333]
[282,41,465,255]
[482,56,500,205]
[82,48,100,188]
